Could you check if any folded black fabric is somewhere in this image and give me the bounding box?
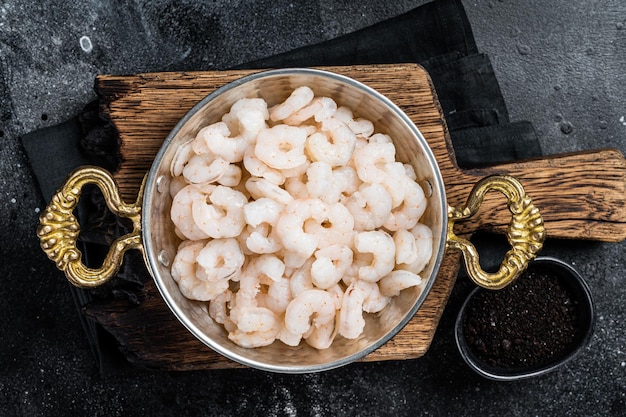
[20,0,543,375]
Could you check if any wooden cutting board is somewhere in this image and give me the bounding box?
[84,64,626,371]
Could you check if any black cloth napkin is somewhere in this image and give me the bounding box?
[21,0,542,375]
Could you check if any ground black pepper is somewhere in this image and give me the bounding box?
[463,269,581,369]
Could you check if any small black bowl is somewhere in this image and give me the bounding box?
[455,256,595,381]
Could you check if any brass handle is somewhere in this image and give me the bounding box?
[37,166,145,288]
[447,175,545,290]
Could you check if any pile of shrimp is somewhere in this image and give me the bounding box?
[168,86,433,349]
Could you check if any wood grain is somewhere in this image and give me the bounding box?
[87,64,626,370]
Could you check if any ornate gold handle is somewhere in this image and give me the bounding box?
[37,166,145,288]
[447,175,546,290]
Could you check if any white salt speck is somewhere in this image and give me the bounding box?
[79,35,93,53]
[621,361,625,367]
[35,207,40,213]
[620,116,626,126]
[10,198,16,204]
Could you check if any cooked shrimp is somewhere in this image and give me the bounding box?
[283,96,337,125]
[208,289,233,325]
[192,185,247,238]
[243,197,284,228]
[195,121,248,163]
[345,183,392,231]
[354,230,395,282]
[170,138,195,177]
[245,224,283,254]
[393,229,419,265]
[338,280,368,339]
[228,306,281,348]
[242,199,283,254]
[290,258,314,297]
[305,161,333,201]
[353,141,396,183]
[171,240,230,301]
[255,124,308,170]
[359,281,391,313]
[398,223,433,275]
[404,163,417,180]
[170,184,211,241]
[306,117,357,167]
[383,177,427,231]
[221,97,269,142]
[378,270,423,297]
[196,237,245,281]
[243,146,285,185]
[182,153,229,184]
[334,106,374,138]
[169,174,188,200]
[284,289,336,336]
[368,133,393,144]
[275,198,328,259]
[381,162,408,208]
[333,166,361,204]
[270,86,315,121]
[216,163,242,187]
[305,318,337,350]
[258,276,291,315]
[305,202,354,248]
[284,173,309,200]
[311,244,353,289]
[253,253,285,282]
[245,177,293,205]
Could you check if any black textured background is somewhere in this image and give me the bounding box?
[1,1,625,416]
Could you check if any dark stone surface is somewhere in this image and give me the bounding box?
[1,1,625,415]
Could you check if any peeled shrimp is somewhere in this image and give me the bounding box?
[241,197,284,254]
[216,164,243,187]
[306,117,357,167]
[398,223,433,275]
[381,162,408,208]
[334,106,374,138]
[338,280,368,339]
[243,146,285,185]
[283,96,337,125]
[311,244,353,289]
[171,240,229,301]
[258,276,292,315]
[290,258,314,297]
[170,184,211,241]
[245,177,293,205]
[393,229,419,265]
[255,124,308,170]
[228,306,281,348]
[383,176,427,232]
[345,183,392,231]
[244,223,283,254]
[378,270,423,297]
[353,141,396,183]
[170,138,195,177]
[182,153,229,184]
[284,289,336,336]
[305,202,354,248]
[305,318,337,350]
[275,198,328,259]
[196,237,245,281]
[208,289,233,326]
[354,230,396,282]
[192,185,247,238]
[244,197,284,228]
[195,121,248,163]
[270,86,315,121]
[221,97,269,142]
[359,281,391,313]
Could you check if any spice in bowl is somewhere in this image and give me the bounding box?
[455,257,595,380]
